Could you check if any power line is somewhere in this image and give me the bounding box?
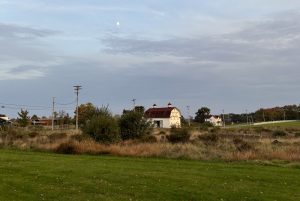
[55,100,77,105]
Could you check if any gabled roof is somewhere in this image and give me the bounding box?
[145,107,176,118]
[205,115,220,119]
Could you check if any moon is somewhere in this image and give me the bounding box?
[117,22,119,26]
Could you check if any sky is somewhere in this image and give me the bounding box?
[1,0,300,119]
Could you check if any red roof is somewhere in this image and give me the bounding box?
[205,115,220,119]
[145,107,176,118]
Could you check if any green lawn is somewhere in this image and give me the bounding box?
[0,149,300,201]
[227,121,300,129]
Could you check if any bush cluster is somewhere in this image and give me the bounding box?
[70,134,90,142]
[273,130,287,137]
[203,122,214,127]
[166,126,191,143]
[210,127,221,133]
[199,126,208,131]
[198,133,218,143]
[48,133,67,141]
[139,135,157,143]
[28,132,39,138]
[118,110,153,140]
[233,138,252,151]
[295,132,300,137]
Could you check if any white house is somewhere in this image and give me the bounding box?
[145,103,181,128]
[205,115,223,126]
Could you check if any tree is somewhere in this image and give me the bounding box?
[17,109,30,127]
[41,116,47,119]
[194,107,210,123]
[118,109,153,140]
[31,114,39,119]
[135,106,145,114]
[81,105,119,144]
[0,114,5,117]
[74,102,96,125]
[180,116,187,124]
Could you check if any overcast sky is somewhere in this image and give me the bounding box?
[1,0,300,118]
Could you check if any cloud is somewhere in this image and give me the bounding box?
[100,10,300,66]
[0,23,58,40]
[0,23,60,68]
[7,65,42,74]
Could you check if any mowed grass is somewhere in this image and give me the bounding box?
[227,121,300,129]
[0,150,300,201]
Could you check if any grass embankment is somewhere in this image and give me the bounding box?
[0,149,300,201]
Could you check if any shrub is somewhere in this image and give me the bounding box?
[166,126,191,143]
[233,138,252,151]
[119,110,153,140]
[28,132,39,138]
[159,131,166,135]
[48,133,67,141]
[55,141,77,154]
[199,126,208,131]
[271,140,282,145]
[70,134,90,142]
[273,130,287,137]
[140,135,157,143]
[203,122,214,127]
[210,127,221,133]
[198,133,218,144]
[81,106,119,144]
[295,132,300,137]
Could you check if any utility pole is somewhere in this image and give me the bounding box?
[52,97,55,131]
[187,106,190,127]
[73,86,82,130]
[246,110,248,126]
[132,99,136,112]
[222,110,224,127]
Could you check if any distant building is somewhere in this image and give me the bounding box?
[205,115,222,126]
[0,116,14,126]
[145,103,181,128]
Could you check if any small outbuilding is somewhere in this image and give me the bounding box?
[145,103,181,128]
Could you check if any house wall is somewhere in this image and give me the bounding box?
[205,117,223,126]
[152,118,170,128]
[170,108,181,128]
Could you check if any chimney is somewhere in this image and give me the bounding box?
[153,104,157,108]
[168,103,172,108]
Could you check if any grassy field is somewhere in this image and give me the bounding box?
[0,149,300,201]
[227,121,300,129]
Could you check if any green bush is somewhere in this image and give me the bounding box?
[203,122,214,127]
[70,134,90,142]
[48,133,67,141]
[140,135,157,143]
[210,127,221,133]
[159,131,166,135]
[81,107,119,144]
[28,132,39,138]
[199,126,208,131]
[233,138,252,151]
[198,133,218,145]
[166,126,191,143]
[271,140,282,145]
[119,110,153,140]
[273,130,287,137]
[295,132,300,137]
[55,141,77,154]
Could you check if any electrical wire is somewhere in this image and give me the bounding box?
[55,100,76,105]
